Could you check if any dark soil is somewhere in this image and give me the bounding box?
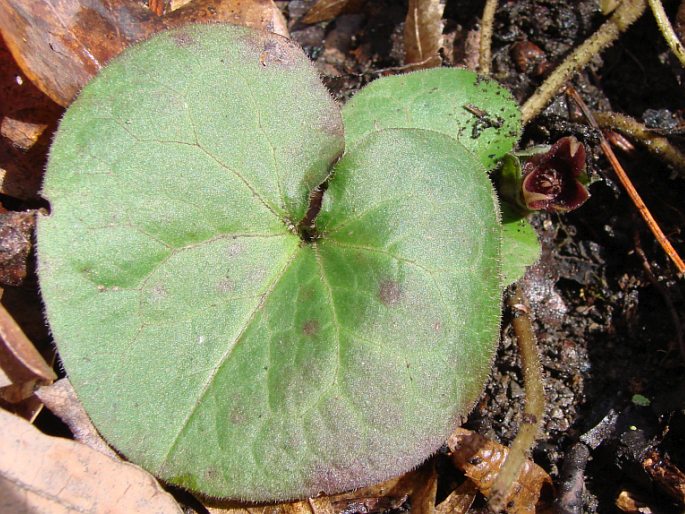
[1,0,684,512]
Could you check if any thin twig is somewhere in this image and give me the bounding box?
[479,0,498,75]
[553,443,590,514]
[521,0,647,124]
[148,0,167,16]
[648,0,685,69]
[489,285,545,512]
[594,111,685,178]
[567,87,685,274]
[308,496,335,514]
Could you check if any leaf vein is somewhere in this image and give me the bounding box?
[305,244,342,415]
[158,244,302,468]
[184,107,284,220]
[324,193,415,235]
[323,240,448,274]
[232,67,286,211]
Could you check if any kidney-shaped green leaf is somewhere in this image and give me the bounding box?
[342,68,521,170]
[38,24,502,501]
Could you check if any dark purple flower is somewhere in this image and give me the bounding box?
[520,136,590,212]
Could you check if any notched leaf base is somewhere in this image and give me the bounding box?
[37,24,504,501]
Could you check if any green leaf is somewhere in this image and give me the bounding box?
[501,208,541,286]
[342,68,522,170]
[38,25,502,501]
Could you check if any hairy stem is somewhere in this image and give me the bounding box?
[297,186,325,242]
[594,110,685,178]
[648,0,685,69]
[479,0,498,75]
[521,0,647,124]
[488,285,545,512]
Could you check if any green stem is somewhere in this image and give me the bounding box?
[488,285,545,512]
[479,0,498,75]
[648,0,685,69]
[594,110,685,178]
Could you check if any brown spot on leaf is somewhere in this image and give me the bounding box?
[318,110,344,138]
[216,277,234,294]
[150,285,167,300]
[299,286,315,301]
[379,280,402,306]
[257,37,299,68]
[226,242,244,257]
[229,407,246,425]
[172,31,196,48]
[303,320,319,336]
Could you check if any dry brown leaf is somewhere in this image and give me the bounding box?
[0,277,53,420]
[206,498,312,514]
[0,133,52,201]
[0,40,61,201]
[615,490,656,513]
[36,378,118,459]
[642,449,685,504]
[0,298,53,383]
[165,0,289,40]
[447,428,553,514]
[153,0,173,15]
[329,469,420,513]
[172,0,195,10]
[0,299,55,408]
[1,114,49,152]
[301,0,365,25]
[0,0,288,106]
[150,0,168,16]
[0,366,10,388]
[0,407,183,514]
[0,0,148,106]
[283,501,316,514]
[435,480,478,514]
[404,0,444,69]
[308,497,336,514]
[0,292,52,421]
[1,283,50,345]
[408,462,437,514]
[207,468,423,514]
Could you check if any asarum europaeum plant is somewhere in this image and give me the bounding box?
[499,136,591,214]
[37,23,541,501]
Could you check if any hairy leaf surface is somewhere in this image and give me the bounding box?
[501,215,541,286]
[38,24,502,501]
[342,68,521,170]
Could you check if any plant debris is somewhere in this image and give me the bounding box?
[0,408,183,513]
[0,0,288,105]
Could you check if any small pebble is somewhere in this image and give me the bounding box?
[510,40,548,76]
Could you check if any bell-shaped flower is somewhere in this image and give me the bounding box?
[499,137,590,214]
